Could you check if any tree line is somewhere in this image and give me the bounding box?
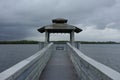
[0,40,39,44]
[77,41,120,44]
[0,40,119,44]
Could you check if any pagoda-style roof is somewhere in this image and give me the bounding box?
[38,18,82,33]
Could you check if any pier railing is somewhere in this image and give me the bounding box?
[67,43,120,80]
[0,43,53,80]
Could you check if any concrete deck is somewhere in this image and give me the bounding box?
[39,48,79,80]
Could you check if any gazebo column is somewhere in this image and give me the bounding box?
[48,33,50,42]
[70,31,74,45]
[45,30,49,44]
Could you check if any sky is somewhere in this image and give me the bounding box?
[0,0,120,42]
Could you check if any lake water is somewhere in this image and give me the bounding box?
[0,44,39,73]
[0,44,120,73]
[79,44,120,73]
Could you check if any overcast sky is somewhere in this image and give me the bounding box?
[0,0,120,41]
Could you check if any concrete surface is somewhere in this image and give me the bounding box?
[39,45,79,80]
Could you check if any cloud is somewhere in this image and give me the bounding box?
[0,0,120,41]
[0,0,116,25]
[76,26,120,41]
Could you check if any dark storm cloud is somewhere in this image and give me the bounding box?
[0,0,116,25]
[0,0,119,40]
[0,25,32,40]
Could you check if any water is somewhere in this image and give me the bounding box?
[0,44,39,73]
[80,44,120,73]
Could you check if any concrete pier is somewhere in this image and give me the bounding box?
[39,44,79,80]
[1,43,120,80]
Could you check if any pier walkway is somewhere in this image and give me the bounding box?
[39,45,79,80]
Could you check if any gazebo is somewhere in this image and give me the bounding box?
[37,18,82,44]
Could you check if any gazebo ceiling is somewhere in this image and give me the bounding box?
[37,18,82,33]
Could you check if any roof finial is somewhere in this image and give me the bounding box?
[52,18,68,23]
